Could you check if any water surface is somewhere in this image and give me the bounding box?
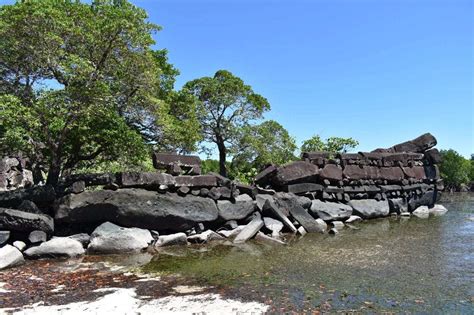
[142,193,474,313]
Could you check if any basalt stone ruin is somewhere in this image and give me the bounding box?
[0,133,448,269]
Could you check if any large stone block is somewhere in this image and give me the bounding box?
[424,149,442,164]
[254,165,277,186]
[284,183,323,194]
[402,166,426,179]
[379,167,405,182]
[273,161,319,186]
[319,164,343,181]
[343,165,379,180]
[118,172,176,188]
[152,153,201,169]
[349,199,390,219]
[392,133,437,153]
[174,175,218,187]
[309,200,352,221]
[0,208,54,233]
[55,189,219,232]
[0,185,56,209]
[217,194,255,221]
[408,190,436,211]
[424,165,440,180]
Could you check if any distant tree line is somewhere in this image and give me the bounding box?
[439,150,474,191]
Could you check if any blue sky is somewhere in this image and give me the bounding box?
[135,0,473,157]
[1,0,472,157]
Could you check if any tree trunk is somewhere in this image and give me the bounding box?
[217,139,227,178]
[46,157,61,187]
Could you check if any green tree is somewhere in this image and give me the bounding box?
[0,0,200,185]
[230,120,297,183]
[439,149,470,190]
[301,135,359,154]
[183,70,270,177]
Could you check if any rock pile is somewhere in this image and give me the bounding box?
[0,156,33,191]
[0,133,448,270]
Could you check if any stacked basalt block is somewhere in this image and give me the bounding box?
[0,156,33,192]
[255,133,442,217]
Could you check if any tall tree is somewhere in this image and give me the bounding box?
[184,70,270,177]
[230,120,297,182]
[301,135,359,154]
[439,149,471,190]
[0,0,200,185]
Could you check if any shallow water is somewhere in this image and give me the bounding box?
[142,193,474,313]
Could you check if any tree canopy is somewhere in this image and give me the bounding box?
[0,0,200,185]
[439,149,472,190]
[183,70,270,177]
[301,135,359,154]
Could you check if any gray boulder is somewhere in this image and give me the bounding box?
[309,200,352,221]
[273,161,319,186]
[345,215,362,223]
[28,230,47,244]
[0,185,56,209]
[388,198,408,214]
[256,194,274,211]
[217,194,255,221]
[315,218,328,231]
[255,232,285,245]
[155,232,188,247]
[349,199,390,219]
[17,200,42,214]
[13,241,26,251]
[24,237,85,258]
[0,244,24,270]
[412,206,430,218]
[0,208,54,233]
[87,222,153,254]
[55,189,219,232]
[68,233,91,247]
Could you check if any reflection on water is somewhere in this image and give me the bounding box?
[142,193,474,313]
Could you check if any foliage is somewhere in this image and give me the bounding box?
[184,70,270,177]
[0,0,200,184]
[439,149,471,189]
[301,135,359,154]
[230,120,297,183]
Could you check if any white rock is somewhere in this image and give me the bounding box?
[254,232,286,245]
[24,237,85,258]
[330,221,345,229]
[187,230,225,244]
[155,233,188,247]
[28,230,47,243]
[12,241,26,251]
[218,226,246,239]
[68,233,90,247]
[429,204,448,216]
[263,217,284,237]
[0,244,24,270]
[315,218,328,231]
[88,222,153,254]
[345,215,362,223]
[412,206,430,219]
[297,226,307,236]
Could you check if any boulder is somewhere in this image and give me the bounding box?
[55,189,218,232]
[424,148,442,164]
[254,165,277,186]
[24,237,85,258]
[217,194,255,221]
[13,241,26,251]
[68,233,90,247]
[17,200,42,214]
[155,232,188,247]
[273,161,319,186]
[87,222,153,254]
[263,217,284,237]
[0,208,54,233]
[408,191,435,211]
[187,230,225,244]
[388,198,408,214]
[315,218,328,231]
[282,199,325,233]
[0,185,55,209]
[256,194,274,211]
[28,230,47,244]
[218,226,246,239]
[309,200,352,221]
[274,192,311,209]
[402,166,426,179]
[328,228,338,235]
[68,181,86,194]
[392,133,437,153]
[424,165,440,180]
[262,200,297,233]
[412,206,430,219]
[0,231,9,246]
[319,164,343,181]
[234,216,264,243]
[0,244,24,270]
[349,199,390,219]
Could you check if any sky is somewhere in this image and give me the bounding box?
[1,0,472,157]
[134,0,473,157]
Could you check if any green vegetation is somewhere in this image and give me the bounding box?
[0,0,361,186]
[439,150,473,190]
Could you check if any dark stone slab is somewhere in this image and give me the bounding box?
[273,161,319,186]
[234,183,257,198]
[254,165,277,186]
[309,200,352,221]
[152,152,201,169]
[424,149,442,164]
[391,133,437,153]
[349,199,390,219]
[283,199,325,233]
[402,166,426,179]
[55,189,218,232]
[301,152,331,160]
[233,216,264,243]
[284,183,324,194]
[0,208,54,233]
[408,190,436,211]
[218,194,255,221]
[319,164,343,181]
[343,165,379,180]
[175,175,218,187]
[61,173,117,187]
[424,165,440,180]
[118,172,176,188]
[379,167,405,182]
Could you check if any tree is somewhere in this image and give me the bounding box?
[301,135,359,154]
[230,120,297,182]
[0,0,200,185]
[183,70,270,177]
[439,149,471,190]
